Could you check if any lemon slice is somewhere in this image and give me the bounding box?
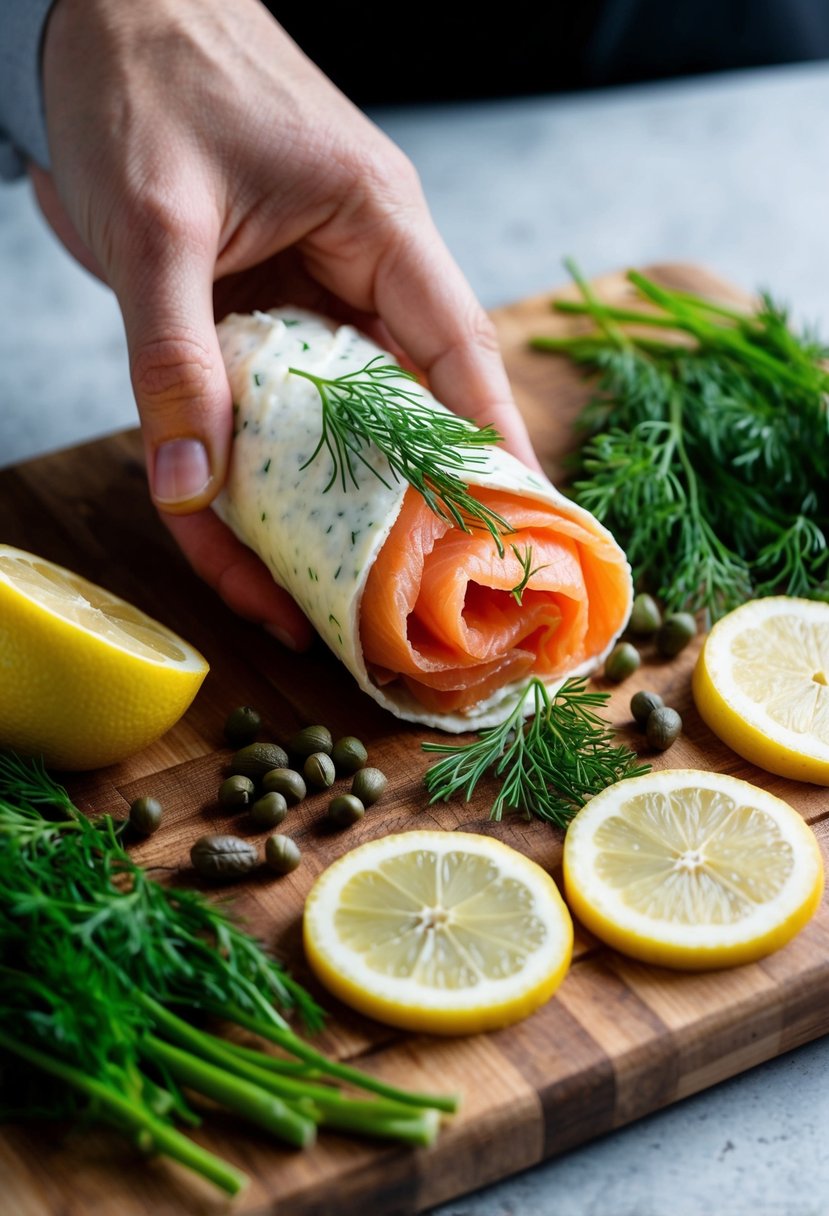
[563,769,823,970]
[0,545,209,770]
[692,596,829,783]
[303,831,573,1034]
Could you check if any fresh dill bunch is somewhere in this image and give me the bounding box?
[0,749,458,1181]
[423,676,649,828]
[290,356,512,554]
[532,263,829,617]
[0,752,322,1032]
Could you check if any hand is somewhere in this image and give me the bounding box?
[35,0,539,648]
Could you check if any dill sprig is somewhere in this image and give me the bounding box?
[509,543,549,604]
[531,261,829,617]
[423,677,648,828]
[290,356,512,554]
[0,752,458,1193]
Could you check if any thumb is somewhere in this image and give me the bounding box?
[113,243,230,514]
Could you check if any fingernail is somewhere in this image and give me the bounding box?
[265,624,299,651]
[154,439,211,505]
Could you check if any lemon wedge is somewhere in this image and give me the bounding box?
[0,545,209,770]
[563,769,823,970]
[303,831,573,1034]
[692,596,829,783]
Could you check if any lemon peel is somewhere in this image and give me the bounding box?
[303,830,573,1034]
[693,596,829,784]
[562,769,823,970]
[0,545,208,770]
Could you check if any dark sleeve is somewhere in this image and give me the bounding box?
[0,0,57,181]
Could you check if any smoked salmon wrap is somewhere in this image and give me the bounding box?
[214,309,632,731]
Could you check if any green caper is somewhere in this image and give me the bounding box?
[630,689,665,729]
[264,834,302,875]
[261,767,306,805]
[646,706,683,750]
[223,705,262,747]
[129,796,163,836]
[218,774,256,810]
[190,834,259,880]
[656,612,698,658]
[251,791,288,829]
[351,767,388,806]
[230,742,289,781]
[604,641,641,682]
[628,593,662,636]
[290,725,333,758]
[331,735,368,775]
[303,751,336,789]
[327,794,365,828]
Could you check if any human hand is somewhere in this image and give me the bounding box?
[35,0,539,648]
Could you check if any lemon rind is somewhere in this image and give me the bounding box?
[303,831,574,1034]
[562,769,824,971]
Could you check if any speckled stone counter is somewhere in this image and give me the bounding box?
[2,61,829,1216]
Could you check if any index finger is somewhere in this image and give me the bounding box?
[372,218,542,472]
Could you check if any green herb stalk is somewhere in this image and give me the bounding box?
[531,260,829,617]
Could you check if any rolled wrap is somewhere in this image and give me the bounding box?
[214,308,632,731]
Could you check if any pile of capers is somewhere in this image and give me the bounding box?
[189,709,389,883]
[604,593,698,682]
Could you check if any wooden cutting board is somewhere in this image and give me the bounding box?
[3,265,828,1216]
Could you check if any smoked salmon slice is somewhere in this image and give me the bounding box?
[360,486,632,715]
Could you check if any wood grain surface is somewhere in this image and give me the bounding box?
[2,266,828,1216]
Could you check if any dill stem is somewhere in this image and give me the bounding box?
[142,1036,317,1149]
[550,269,822,395]
[552,300,682,328]
[0,1028,246,1196]
[140,996,447,1142]
[625,270,811,390]
[218,1039,321,1078]
[220,1004,460,1114]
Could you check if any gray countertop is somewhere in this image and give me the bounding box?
[2,60,828,1215]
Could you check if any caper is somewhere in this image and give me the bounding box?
[646,706,683,751]
[327,794,365,828]
[223,705,262,747]
[190,834,259,880]
[604,641,641,682]
[261,767,306,805]
[630,689,665,729]
[331,735,368,775]
[264,833,302,875]
[628,593,662,636]
[351,767,388,806]
[290,725,333,758]
[129,796,163,836]
[251,791,288,829]
[656,612,698,658]
[303,751,336,789]
[218,774,256,810]
[230,742,289,781]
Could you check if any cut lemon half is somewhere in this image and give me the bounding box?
[692,596,829,783]
[303,831,573,1034]
[563,769,823,970]
[0,545,209,770]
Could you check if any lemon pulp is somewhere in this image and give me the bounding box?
[693,596,829,783]
[563,769,823,970]
[303,831,573,1034]
[0,545,209,770]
